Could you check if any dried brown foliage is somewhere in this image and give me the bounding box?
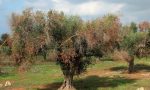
[112,50,132,62]
[139,21,150,31]
[10,9,46,70]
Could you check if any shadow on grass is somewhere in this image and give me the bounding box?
[99,58,114,61]
[37,75,136,90]
[109,66,127,71]
[0,72,15,77]
[110,64,150,72]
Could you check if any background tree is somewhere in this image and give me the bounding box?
[0,33,11,73]
[114,26,146,73]
[146,30,150,49]
[130,22,137,33]
[99,14,121,56]
[139,21,150,32]
[0,33,12,55]
[10,9,46,71]
[85,14,121,58]
[144,26,150,57]
[112,50,134,73]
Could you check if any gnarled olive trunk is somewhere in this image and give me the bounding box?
[58,74,75,90]
[58,67,76,90]
[128,56,134,73]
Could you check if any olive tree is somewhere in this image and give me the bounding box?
[0,33,12,55]
[98,14,120,56]
[117,29,146,73]
[10,9,46,71]
[130,22,137,33]
[46,11,90,90]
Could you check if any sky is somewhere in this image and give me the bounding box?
[0,0,150,35]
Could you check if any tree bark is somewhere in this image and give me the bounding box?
[128,58,134,73]
[58,74,76,90]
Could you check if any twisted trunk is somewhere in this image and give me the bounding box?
[128,56,134,73]
[58,65,76,90]
[58,74,75,90]
[57,46,76,90]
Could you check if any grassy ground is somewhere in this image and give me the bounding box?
[0,57,150,90]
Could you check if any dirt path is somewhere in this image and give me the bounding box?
[85,68,150,79]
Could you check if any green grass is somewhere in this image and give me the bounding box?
[0,58,150,90]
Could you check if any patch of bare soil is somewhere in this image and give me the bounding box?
[86,68,150,79]
[35,83,61,90]
[121,72,150,79]
[9,87,25,90]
